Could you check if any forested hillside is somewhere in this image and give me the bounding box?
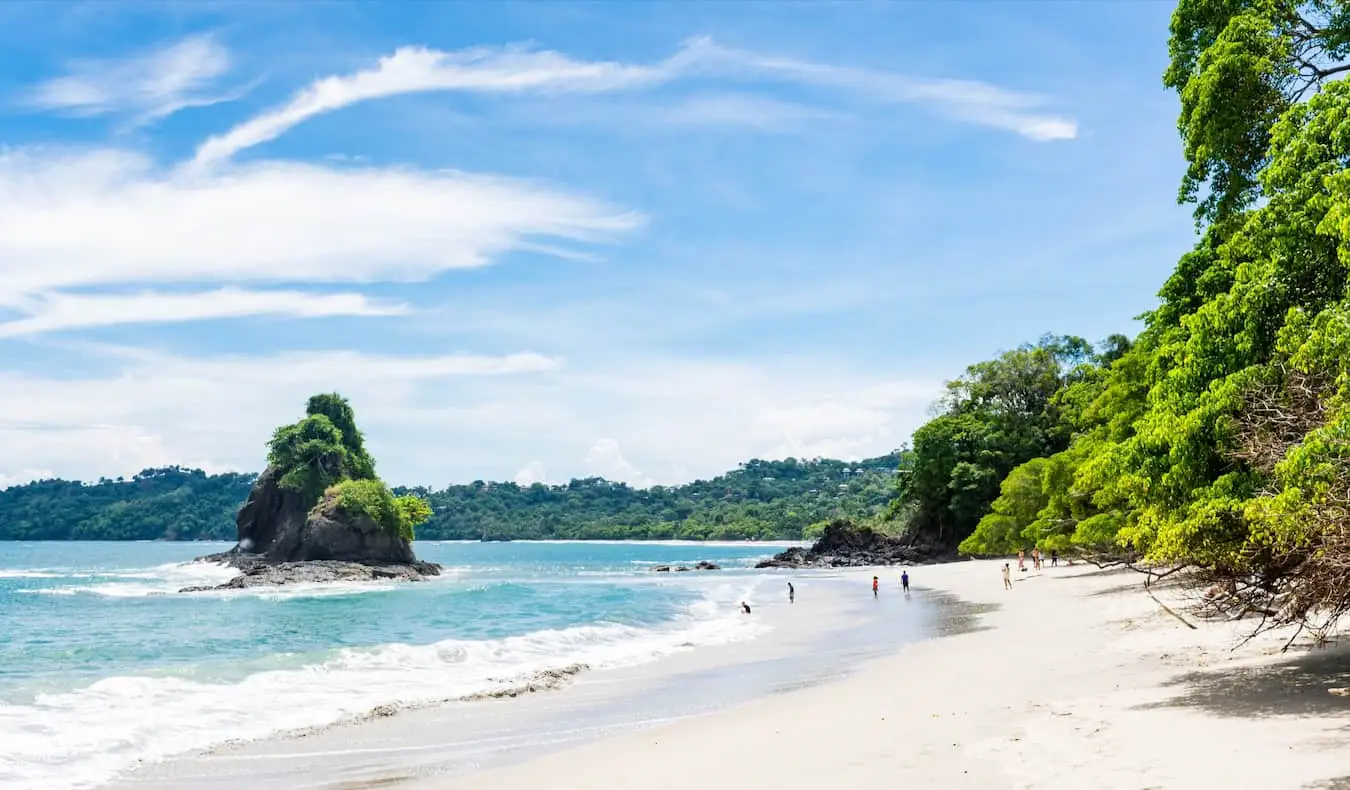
[0,454,901,541]
[403,455,902,540]
[884,0,1350,633]
[0,468,257,541]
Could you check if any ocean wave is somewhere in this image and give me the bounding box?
[20,562,469,600]
[0,579,766,790]
[0,570,64,579]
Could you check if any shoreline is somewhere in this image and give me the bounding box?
[425,560,1350,790]
[105,566,952,790]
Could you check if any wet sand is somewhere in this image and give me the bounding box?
[431,561,1350,790]
[114,559,1350,790]
[108,569,955,789]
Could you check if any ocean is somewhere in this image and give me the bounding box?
[0,540,795,790]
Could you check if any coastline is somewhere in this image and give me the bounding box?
[105,565,954,790]
[425,560,1350,790]
[99,557,1350,789]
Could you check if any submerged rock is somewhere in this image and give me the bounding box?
[755,520,953,569]
[651,560,720,573]
[185,466,440,592]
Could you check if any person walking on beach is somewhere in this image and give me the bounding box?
[1002,563,1012,590]
[741,601,752,614]
[788,582,795,604]
[872,576,879,598]
[1032,548,1041,571]
[901,570,910,593]
[1018,549,1026,572]
[1051,549,1059,567]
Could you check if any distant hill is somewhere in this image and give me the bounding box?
[0,454,903,541]
[0,467,257,541]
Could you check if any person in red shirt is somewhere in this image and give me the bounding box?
[872,576,879,598]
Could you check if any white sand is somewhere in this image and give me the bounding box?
[433,560,1350,790]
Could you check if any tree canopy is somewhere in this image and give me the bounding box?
[0,454,902,542]
[266,394,426,539]
[897,1,1350,634]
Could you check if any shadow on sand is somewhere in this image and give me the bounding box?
[1137,642,1350,718]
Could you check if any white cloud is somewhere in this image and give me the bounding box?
[0,148,641,302]
[0,288,408,337]
[585,438,655,488]
[192,42,697,166]
[513,461,549,486]
[0,348,562,484]
[192,37,1075,167]
[0,469,57,489]
[0,345,937,488]
[24,35,245,126]
[704,44,1078,141]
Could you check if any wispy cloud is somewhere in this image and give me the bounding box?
[23,34,247,126]
[0,288,409,337]
[0,147,641,302]
[704,44,1078,141]
[192,37,1075,166]
[192,42,697,166]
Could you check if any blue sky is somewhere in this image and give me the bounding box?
[0,1,1194,489]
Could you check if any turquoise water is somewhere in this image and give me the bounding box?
[0,541,788,790]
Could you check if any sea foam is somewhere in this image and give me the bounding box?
[0,576,766,790]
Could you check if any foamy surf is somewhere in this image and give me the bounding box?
[0,578,767,790]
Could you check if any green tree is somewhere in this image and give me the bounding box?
[1166,0,1350,225]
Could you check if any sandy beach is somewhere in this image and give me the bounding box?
[424,560,1350,790]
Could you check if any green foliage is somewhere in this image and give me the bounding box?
[327,479,428,542]
[409,454,903,541]
[1165,0,1350,226]
[896,335,1120,549]
[0,468,255,541]
[267,394,379,506]
[267,415,349,503]
[0,455,900,542]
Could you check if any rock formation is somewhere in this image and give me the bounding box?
[182,394,439,592]
[755,519,953,568]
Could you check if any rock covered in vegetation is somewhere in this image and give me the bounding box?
[187,473,440,591]
[755,520,952,568]
[184,393,438,592]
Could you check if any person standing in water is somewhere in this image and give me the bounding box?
[872,576,879,598]
[788,582,795,604]
[901,569,910,593]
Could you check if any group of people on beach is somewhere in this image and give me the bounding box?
[1003,547,1060,590]
[742,570,912,615]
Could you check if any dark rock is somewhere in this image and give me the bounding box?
[652,565,672,572]
[186,465,439,592]
[694,560,721,571]
[674,566,692,572]
[754,520,956,569]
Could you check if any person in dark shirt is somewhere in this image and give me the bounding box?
[741,601,752,614]
[901,570,910,593]
[788,582,795,604]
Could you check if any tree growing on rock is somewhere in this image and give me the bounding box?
[265,394,430,540]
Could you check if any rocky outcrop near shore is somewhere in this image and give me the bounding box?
[182,467,440,592]
[755,520,953,568]
[651,560,721,572]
